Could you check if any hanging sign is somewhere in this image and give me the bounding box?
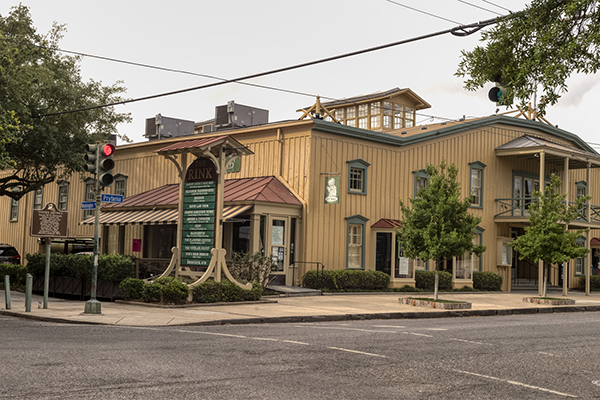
[181,157,217,270]
[324,176,340,204]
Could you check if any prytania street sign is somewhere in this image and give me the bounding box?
[181,157,217,270]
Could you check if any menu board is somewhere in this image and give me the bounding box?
[181,157,217,270]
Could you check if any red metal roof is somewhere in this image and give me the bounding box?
[371,218,402,229]
[155,136,227,154]
[103,176,301,209]
[224,177,302,204]
[591,238,600,246]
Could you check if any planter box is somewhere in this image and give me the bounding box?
[399,297,472,310]
[33,276,122,301]
[523,297,575,305]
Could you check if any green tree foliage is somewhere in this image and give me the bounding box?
[0,5,131,200]
[396,159,485,300]
[457,0,600,114]
[510,174,590,295]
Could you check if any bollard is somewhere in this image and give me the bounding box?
[25,274,32,312]
[4,275,10,310]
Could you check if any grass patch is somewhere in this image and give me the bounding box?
[532,297,570,301]
[408,297,466,304]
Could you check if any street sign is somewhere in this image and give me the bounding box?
[101,194,124,203]
[30,202,69,238]
[81,201,96,210]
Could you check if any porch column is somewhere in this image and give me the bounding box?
[538,152,545,296]
[175,153,188,279]
[586,162,591,295]
[563,157,569,296]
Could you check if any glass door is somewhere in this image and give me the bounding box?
[270,219,287,283]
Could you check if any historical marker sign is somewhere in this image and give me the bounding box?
[181,157,217,270]
[31,202,69,238]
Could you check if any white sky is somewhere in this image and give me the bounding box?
[4,0,600,149]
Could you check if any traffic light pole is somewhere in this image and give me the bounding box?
[84,146,101,314]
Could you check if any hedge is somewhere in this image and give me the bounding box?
[192,280,262,303]
[25,253,135,283]
[414,270,452,290]
[579,275,600,290]
[473,271,503,291]
[301,269,390,291]
[0,264,28,289]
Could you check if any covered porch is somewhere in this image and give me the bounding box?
[80,176,303,284]
[494,134,600,295]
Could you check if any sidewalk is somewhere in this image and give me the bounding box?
[2,289,600,327]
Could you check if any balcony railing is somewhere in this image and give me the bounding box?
[495,198,600,224]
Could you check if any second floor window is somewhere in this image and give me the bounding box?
[33,187,44,210]
[58,183,69,211]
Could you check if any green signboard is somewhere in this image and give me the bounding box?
[181,157,217,270]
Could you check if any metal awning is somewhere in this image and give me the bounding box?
[80,208,178,226]
[80,205,254,226]
[222,205,253,221]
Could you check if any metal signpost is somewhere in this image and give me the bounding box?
[30,202,69,309]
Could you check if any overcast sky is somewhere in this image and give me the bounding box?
[4,0,599,150]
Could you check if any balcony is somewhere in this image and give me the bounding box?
[494,198,600,228]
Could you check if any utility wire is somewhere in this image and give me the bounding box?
[480,0,513,13]
[385,0,463,24]
[457,0,502,16]
[2,39,456,124]
[0,38,327,101]
[37,16,499,117]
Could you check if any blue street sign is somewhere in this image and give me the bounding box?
[81,201,96,210]
[101,194,124,203]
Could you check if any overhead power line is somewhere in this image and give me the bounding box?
[480,0,513,13]
[457,0,502,16]
[0,38,325,101]
[385,0,463,24]
[2,39,456,124]
[35,16,500,118]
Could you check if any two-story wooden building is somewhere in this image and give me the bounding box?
[2,87,600,292]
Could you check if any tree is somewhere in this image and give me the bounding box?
[396,159,485,300]
[456,0,600,114]
[510,174,589,297]
[0,5,131,201]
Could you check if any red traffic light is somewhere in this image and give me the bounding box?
[101,143,115,157]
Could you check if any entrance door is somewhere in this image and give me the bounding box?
[270,218,287,284]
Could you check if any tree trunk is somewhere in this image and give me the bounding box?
[434,269,439,301]
[542,263,548,298]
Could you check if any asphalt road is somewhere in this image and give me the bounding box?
[2,312,600,399]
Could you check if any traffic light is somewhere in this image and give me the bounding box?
[488,82,510,106]
[97,143,115,187]
[84,144,99,174]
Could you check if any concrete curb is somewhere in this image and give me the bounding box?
[4,304,600,327]
[114,299,278,308]
[0,310,109,325]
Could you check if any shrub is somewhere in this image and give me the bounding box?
[473,271,503,291]
[154,277,189,304]
[229,251,275,288]
[578,275,600,290]
[141,282,162,303]
[25,253,134,283]
[192,280,262,303]
[301,269,390,291]
[0,264,28,289]
[414,270,452,291]
[119,278,145,300]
